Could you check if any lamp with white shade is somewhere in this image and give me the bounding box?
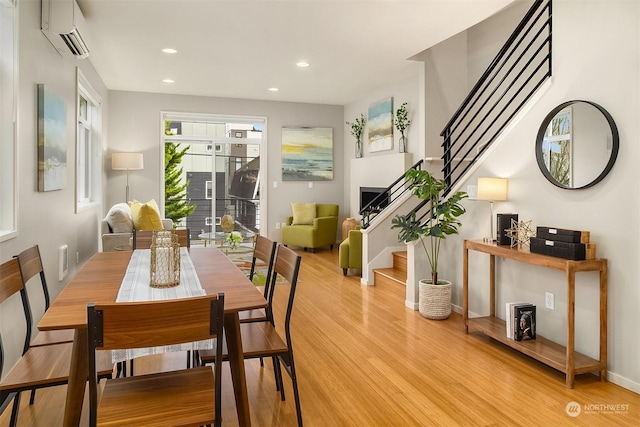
[112,152,144,202]
[477,177,508,242]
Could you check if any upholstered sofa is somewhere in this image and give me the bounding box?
[101,201,173,252]
[339,226,362,275]
[281,203,339,252]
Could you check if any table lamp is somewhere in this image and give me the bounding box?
[112,152,144,202]
[477,177,508,242]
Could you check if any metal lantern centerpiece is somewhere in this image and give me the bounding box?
[150,230,180,288]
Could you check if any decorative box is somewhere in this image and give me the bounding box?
[530,237,586,260]
[536,226,590,244]
[496,213,518,245]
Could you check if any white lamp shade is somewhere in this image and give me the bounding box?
[112,153,144,171]
[477,177,508,201]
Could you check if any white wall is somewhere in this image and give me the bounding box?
[107,91,344,243]
[0,0,109,376]
[343,67,422,218]
[433,0,639,391]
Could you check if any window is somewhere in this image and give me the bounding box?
[205,181,213,199]
[0,0,16,241]
[76,69,103,211]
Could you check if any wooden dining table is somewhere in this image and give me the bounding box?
[38,246,267,426]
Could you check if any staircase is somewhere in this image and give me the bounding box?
[362,0,552,296]
[373,251,407,287]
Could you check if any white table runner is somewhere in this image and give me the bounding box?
[112,248,213,363]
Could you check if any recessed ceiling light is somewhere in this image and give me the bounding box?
[268,87,279,92]
[162,48,177,54]
[163,79,175,83]
[296,61,310,68]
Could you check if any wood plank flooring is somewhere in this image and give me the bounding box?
[2,248,638,426]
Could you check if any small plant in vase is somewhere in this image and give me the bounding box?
[391,169,467,319]
[225,231,243,250]
[346,113,366,158]
[394,102,411,153]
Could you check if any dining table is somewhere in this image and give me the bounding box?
[38,246,267,426]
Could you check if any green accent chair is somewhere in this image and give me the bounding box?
[282,203,339,252]
[339,226,362,275]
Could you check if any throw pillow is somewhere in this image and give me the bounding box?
[291,202,316,225]
[105,203,133,233]
[129,199,163,231]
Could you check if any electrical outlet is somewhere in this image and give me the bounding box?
[467,184,478,199]
[545,292,554,310]
[281,222,287,229]
[276,222,281,229]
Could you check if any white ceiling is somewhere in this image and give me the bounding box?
[78,0,517,106]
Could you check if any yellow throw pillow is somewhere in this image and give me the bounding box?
[291,202,316,225]
[129,199,163,231]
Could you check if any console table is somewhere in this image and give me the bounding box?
[462,239,607,388]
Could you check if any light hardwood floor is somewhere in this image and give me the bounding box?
[2,248,638,426]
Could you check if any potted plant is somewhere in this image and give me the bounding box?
[346,113,366,158]
[391,169,468,319]
[394,102,411,153]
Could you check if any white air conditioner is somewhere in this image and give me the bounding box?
[41,0,90,59]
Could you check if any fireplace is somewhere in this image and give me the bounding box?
[360,187,389,213]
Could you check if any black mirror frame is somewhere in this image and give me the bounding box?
[535,100,619,190]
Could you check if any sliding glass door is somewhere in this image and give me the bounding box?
[162,114,264,244]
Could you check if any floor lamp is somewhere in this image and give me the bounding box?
[477,177,508,242]
[112,152,144,202]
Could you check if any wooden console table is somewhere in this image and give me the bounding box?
[463,239,607,388]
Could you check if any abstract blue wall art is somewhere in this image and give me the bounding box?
[37,84,67,191]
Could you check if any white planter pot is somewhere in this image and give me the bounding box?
[418,279,452,320]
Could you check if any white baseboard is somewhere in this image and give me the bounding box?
[606,372,640,394]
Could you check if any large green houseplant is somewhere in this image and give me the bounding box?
[391,169,468,319]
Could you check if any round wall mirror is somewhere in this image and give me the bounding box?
[535,100,619,189]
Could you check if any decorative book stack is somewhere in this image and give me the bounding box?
[530,226,596,260]
[505,302,536,341]
[149,230,180,288]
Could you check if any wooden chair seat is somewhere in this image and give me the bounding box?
[96,367,215,427]
[29,329,75,347]
[0,342,113,391]
[199,322,288,362]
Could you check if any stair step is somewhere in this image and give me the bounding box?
[391,251,407,274]
[373,267,406,287]
[373,251,407,287]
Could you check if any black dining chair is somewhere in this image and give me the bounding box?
[198,245,304,426]
[0,258,114,426]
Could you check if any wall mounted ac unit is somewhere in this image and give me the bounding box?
[41,0,90,59]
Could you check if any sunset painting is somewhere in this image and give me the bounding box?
[282,127,333,181]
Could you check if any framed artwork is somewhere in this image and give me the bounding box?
[281,127,333,181]
[37,84,67,191]
[368,97,394,152]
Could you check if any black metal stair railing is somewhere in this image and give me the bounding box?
[359,159,423,228]
[361,1,552,228]
[441,0,552,193]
